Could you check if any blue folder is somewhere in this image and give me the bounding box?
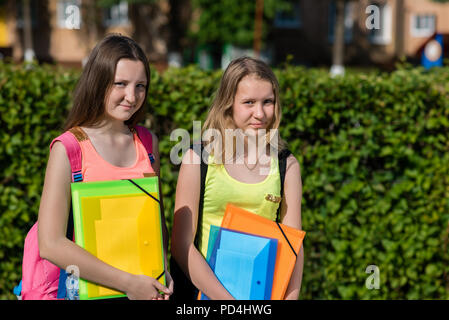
[200,225,278,300]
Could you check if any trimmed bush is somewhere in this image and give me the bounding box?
[0,62,78,298]
[0,60,448,299]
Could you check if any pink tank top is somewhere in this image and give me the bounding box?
[20,127,155,300]
[67,126,154,182]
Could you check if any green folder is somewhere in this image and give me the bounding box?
[71,177,165,300]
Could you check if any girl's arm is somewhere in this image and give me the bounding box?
[171,149,235,300]
[38,141,170,299]
[279,154,304,300]
[150,132,174,299]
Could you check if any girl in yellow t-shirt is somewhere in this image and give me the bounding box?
[171,56,303,300]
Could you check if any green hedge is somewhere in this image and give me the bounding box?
[1,61,448,300]
[0,62,78,299]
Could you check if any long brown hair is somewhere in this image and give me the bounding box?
[63,34,150,131]
[202,56,287,163]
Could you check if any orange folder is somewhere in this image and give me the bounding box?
[220,204,305,300]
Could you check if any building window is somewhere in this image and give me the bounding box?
[328,0,354,44]
[411,14,436,38]
[274,2,301,29]
[103,1,129,27]
[369,3,392,45]
[57,0,81,29]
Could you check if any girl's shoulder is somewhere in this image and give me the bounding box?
[49,128,83,151]
[285,153,300,178]
[50,127,88,149]
[181,147,202,165]
[48,128,84,178]
[277,148,299,177]
[46,139,72,180]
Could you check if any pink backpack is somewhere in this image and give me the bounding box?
[16,125,154,300]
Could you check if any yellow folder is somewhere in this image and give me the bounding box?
[71,177,165,300]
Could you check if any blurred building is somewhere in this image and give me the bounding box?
[271,0,449,68]
[0,0,183,71]
[1,0,449,69]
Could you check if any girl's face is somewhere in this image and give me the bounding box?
[104,58,147,124]
[231,74,275,133]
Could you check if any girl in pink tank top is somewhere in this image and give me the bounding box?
[31,34,173,300]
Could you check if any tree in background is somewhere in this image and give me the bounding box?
[96,0,192,67]
[92,0,171,64]
[189,0,290,67]
[330,0,358,77]
[22,0,34,62]
[330,0,346,76]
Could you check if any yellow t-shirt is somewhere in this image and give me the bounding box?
[198,154,282,257]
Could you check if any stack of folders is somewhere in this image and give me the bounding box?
[199,203,306,300]
[71,177,166,300]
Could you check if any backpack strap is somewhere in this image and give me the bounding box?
[49,129,85,299]
[50,129,84,183]
[275,148,298,258]
[49,129,85,245]
[276,149,292,223]
[192,144,208,248]
[134,125,155,164]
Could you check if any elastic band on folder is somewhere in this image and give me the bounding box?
[156,270,165,281]
[127,179,165,283]
[276,222,297,258]
[126,179,160,203]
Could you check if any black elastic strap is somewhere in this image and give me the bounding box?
[276,221,297,258]
[156,271,165,281]
[127,179,165,282]
[126,179,160,203]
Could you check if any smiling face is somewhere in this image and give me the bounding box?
[231,74,275,133]
[104,58,148,124]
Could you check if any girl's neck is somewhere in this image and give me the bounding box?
[85,119,131,136]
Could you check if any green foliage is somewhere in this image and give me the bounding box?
[1,60,449,299]
[0,61,78,299]
[278,64,449,299]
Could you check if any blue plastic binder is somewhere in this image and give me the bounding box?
[200,226,278,300]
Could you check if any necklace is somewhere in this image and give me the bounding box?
[244,156,259,171]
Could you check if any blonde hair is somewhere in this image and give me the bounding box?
[202,56,287,163]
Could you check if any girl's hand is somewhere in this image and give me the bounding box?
[125,274,171,300]
[162,271,174,300]
[152,271,174,300]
